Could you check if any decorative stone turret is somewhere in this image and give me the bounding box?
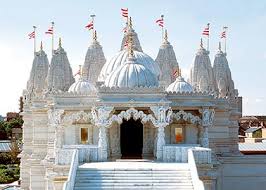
[190,39,217,93]
[155,30,179,87]
[120,17,143,52]
[82,30,106,85]
[26,42,49,96]
[213,42,235,98]
[47,38,75,92]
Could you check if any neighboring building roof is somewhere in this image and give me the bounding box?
[245,127,262,133]
[0,140,11,152]
[239,143,266,152]
[239,116,259,121]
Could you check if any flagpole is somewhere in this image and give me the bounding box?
[161,15,164,43]
[207,23,210,52]
[90,14,96,41]
[224,26,228,54]
[51,22,54,55]
[33,26,36,54]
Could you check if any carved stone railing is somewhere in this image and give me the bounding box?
[63,149,78,190]
[191,147,211,164]
[62,145,98,163]
[188,149,205,190]
[162,144,211,164]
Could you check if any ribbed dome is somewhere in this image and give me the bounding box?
[68,77,96,93]
[213,43,235,97]
[104,56,159,88]
[82,31,106,85]
[98,49,160,82]
[47,41,75,92]
[27,47,49,95]
[190,40,217,92]
[166,76,193,93]
[155,30,179,87]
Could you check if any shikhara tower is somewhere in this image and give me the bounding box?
[20,15,266,190]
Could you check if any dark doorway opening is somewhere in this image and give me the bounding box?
[120,118,143,159]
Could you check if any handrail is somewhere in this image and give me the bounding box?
[63,149,79,190]
[188,148,205,190]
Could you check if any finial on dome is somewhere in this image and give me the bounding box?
[127,33,135,58]
[59,37,62,48]
[164,29,168,43]
[93,30,97,41]
[129,17,133,29]
[40,41,43,50]
[218,41,221,51]
[200,38,203,48]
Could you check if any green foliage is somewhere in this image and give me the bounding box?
[253,129,262,138]
[0,117,23,139]
[0,164,20,184]
[0,152,20,165]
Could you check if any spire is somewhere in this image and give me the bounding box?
[163,29,169,44]
[79,65,82,78]
[128,33,134,58]
[218,41,222,51]
[40,41,43,50]
[200,38,204,48]
[93,30,97,42]
[59,37,62,48]
[178,68,182,77]
[128,17,133,29]
[120,16,143,52]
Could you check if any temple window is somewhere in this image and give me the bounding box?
[175,127,184,143]
[80,128,88,144]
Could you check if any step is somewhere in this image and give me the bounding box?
[75,176,191,180]
[74,182,193,186]
[74,187,194,190]
[75,179,192,183]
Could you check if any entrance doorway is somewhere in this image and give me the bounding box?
[120,118,143,158]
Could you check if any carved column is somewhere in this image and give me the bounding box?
[46,109,64,161]
[150,106,172,161]
[91,106,113,161]
[200,108,215,148]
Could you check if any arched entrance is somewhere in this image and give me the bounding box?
[120,118,143,158]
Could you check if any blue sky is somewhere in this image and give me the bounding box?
[0,0,265,115]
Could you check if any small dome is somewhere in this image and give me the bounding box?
[166,76,193,93]
[104,56,159,88]
[98,49,160,82]
[68,77,96,93]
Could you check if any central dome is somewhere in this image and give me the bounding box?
[98,49,161,82]
[104,56,159,88]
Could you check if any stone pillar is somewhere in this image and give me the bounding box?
[200,108,215,148]
[46,109,64,162]
[156,125,166,160]
[91,106,114,161]
[98,126,108,161]
[150,106,172,161]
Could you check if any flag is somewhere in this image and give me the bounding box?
[172,68,179,77]
[85,21,94,30]
[121,8,128,18]
[28,31,35,39]
[221,27,227,38]
[202,23,210,36]
[124,39,128,47]
[221,31,226,38]
[156,16,164,27]
[45,26,53,35]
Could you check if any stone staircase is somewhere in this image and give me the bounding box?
[73,161,194,190]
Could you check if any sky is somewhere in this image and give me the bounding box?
[0,0,265,116]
